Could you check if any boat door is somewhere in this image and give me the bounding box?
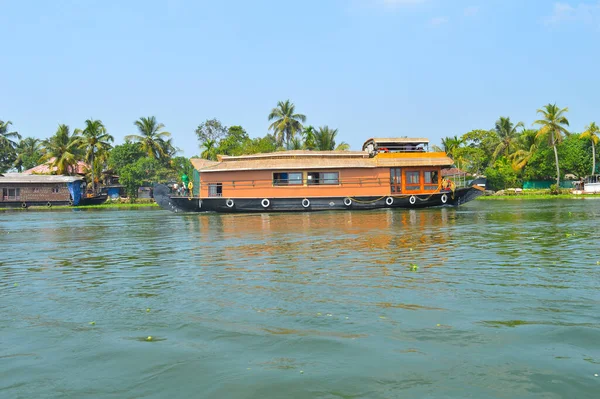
[390,168,402,193]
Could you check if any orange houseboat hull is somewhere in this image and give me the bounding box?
[154,180,486,213]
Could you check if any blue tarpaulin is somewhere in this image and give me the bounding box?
[67,182,82,205]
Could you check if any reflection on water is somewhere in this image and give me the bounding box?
[1,200,600,398]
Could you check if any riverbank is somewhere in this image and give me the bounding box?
[0,201,159,211]
[477,194,599,200]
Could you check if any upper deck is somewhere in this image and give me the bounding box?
[191,139,451,173]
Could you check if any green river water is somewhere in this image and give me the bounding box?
[1,200,599,398]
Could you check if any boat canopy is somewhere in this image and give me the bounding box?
[362,138,429,155]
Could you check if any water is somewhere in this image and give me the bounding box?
[1,200,599,398]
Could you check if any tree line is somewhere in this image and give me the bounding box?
[195,99,349,160]
[0,116,193,198]
[435,103,599,191]
[4,101,597,195]
[0,99,348,197]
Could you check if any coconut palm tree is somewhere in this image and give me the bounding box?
[302,125,317,150]
[268,100,306,147]
[581,122,599,175]
[335,142,351,151]
[0,120,21,149]
[493,116,524,160]
[312,126,342,151]
[125,116,171,159]
[13,137,42,172]
[201,139,218,161]
[509,129,539,172]
[78,119,113,193]
[287,135,304,150]
[534,103,570,186]
[161,137,179,160]
[42,124,81,175]
[435,136,464,160]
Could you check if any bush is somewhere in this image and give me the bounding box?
[548,184,566,195]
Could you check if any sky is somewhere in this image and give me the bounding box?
[1,0,599,156]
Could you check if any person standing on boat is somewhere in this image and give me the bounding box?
[182,173,190,196]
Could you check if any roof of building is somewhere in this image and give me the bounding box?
[218,150,368,161]
[0,173,83,183]
[195,152,453,172]
[441,167,467,176]
[23,159,89,175]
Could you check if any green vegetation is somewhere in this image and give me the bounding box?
[3,100,598,199]
[0,120,21,172]
[439,103,598,191]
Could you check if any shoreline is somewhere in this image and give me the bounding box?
[0,202,159,211]
[477,193,599,200]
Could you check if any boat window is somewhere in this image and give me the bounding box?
[208,183,222,197]
[424,171,439,190]
[405,171,420,191]
[307,172,339,185]
[52,185,60,193]
[273,172,303,186]
[2,187,21,200]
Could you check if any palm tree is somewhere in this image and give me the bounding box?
[78,119,113,193]
[493,116,524,160]
[42,124,81,175]
[0,120,21,149]
[534,103,570,186]
[581,122,599,175]
[287,135,304,150]
[437,136,464,160]
[125,116,171,159]
[161,137,179,159]
[268,100,306,146]
[510,129,539,172]
[201,139,218,161]
[335,142,350,151]
[13,137,42,172]
[312,126,341,151]
[301,125,317,150]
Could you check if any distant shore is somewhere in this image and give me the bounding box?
[477,193,599,200]
[0,201,159,211]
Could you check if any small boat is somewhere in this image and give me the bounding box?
[154,137,487,213]
[79,192,109,206]
[575,175,600,194]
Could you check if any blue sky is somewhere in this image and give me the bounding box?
[1,0,599,156]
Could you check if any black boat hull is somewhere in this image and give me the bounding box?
[79,194,108,206]
[153,181,486,213]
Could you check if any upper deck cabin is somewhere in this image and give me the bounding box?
[362,138,429,156]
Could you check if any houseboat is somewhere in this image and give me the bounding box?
[0,173,85,208]
[154,138,487,213]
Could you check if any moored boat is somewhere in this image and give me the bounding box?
[154,138,486,213]
[0,173,84,208]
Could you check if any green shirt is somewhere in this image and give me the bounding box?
[182,174,189,185]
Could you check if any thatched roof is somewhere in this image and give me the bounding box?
[190,158,220,170]
[0,173,83,183]
[218,150,368,161]
[195,151,453,173]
